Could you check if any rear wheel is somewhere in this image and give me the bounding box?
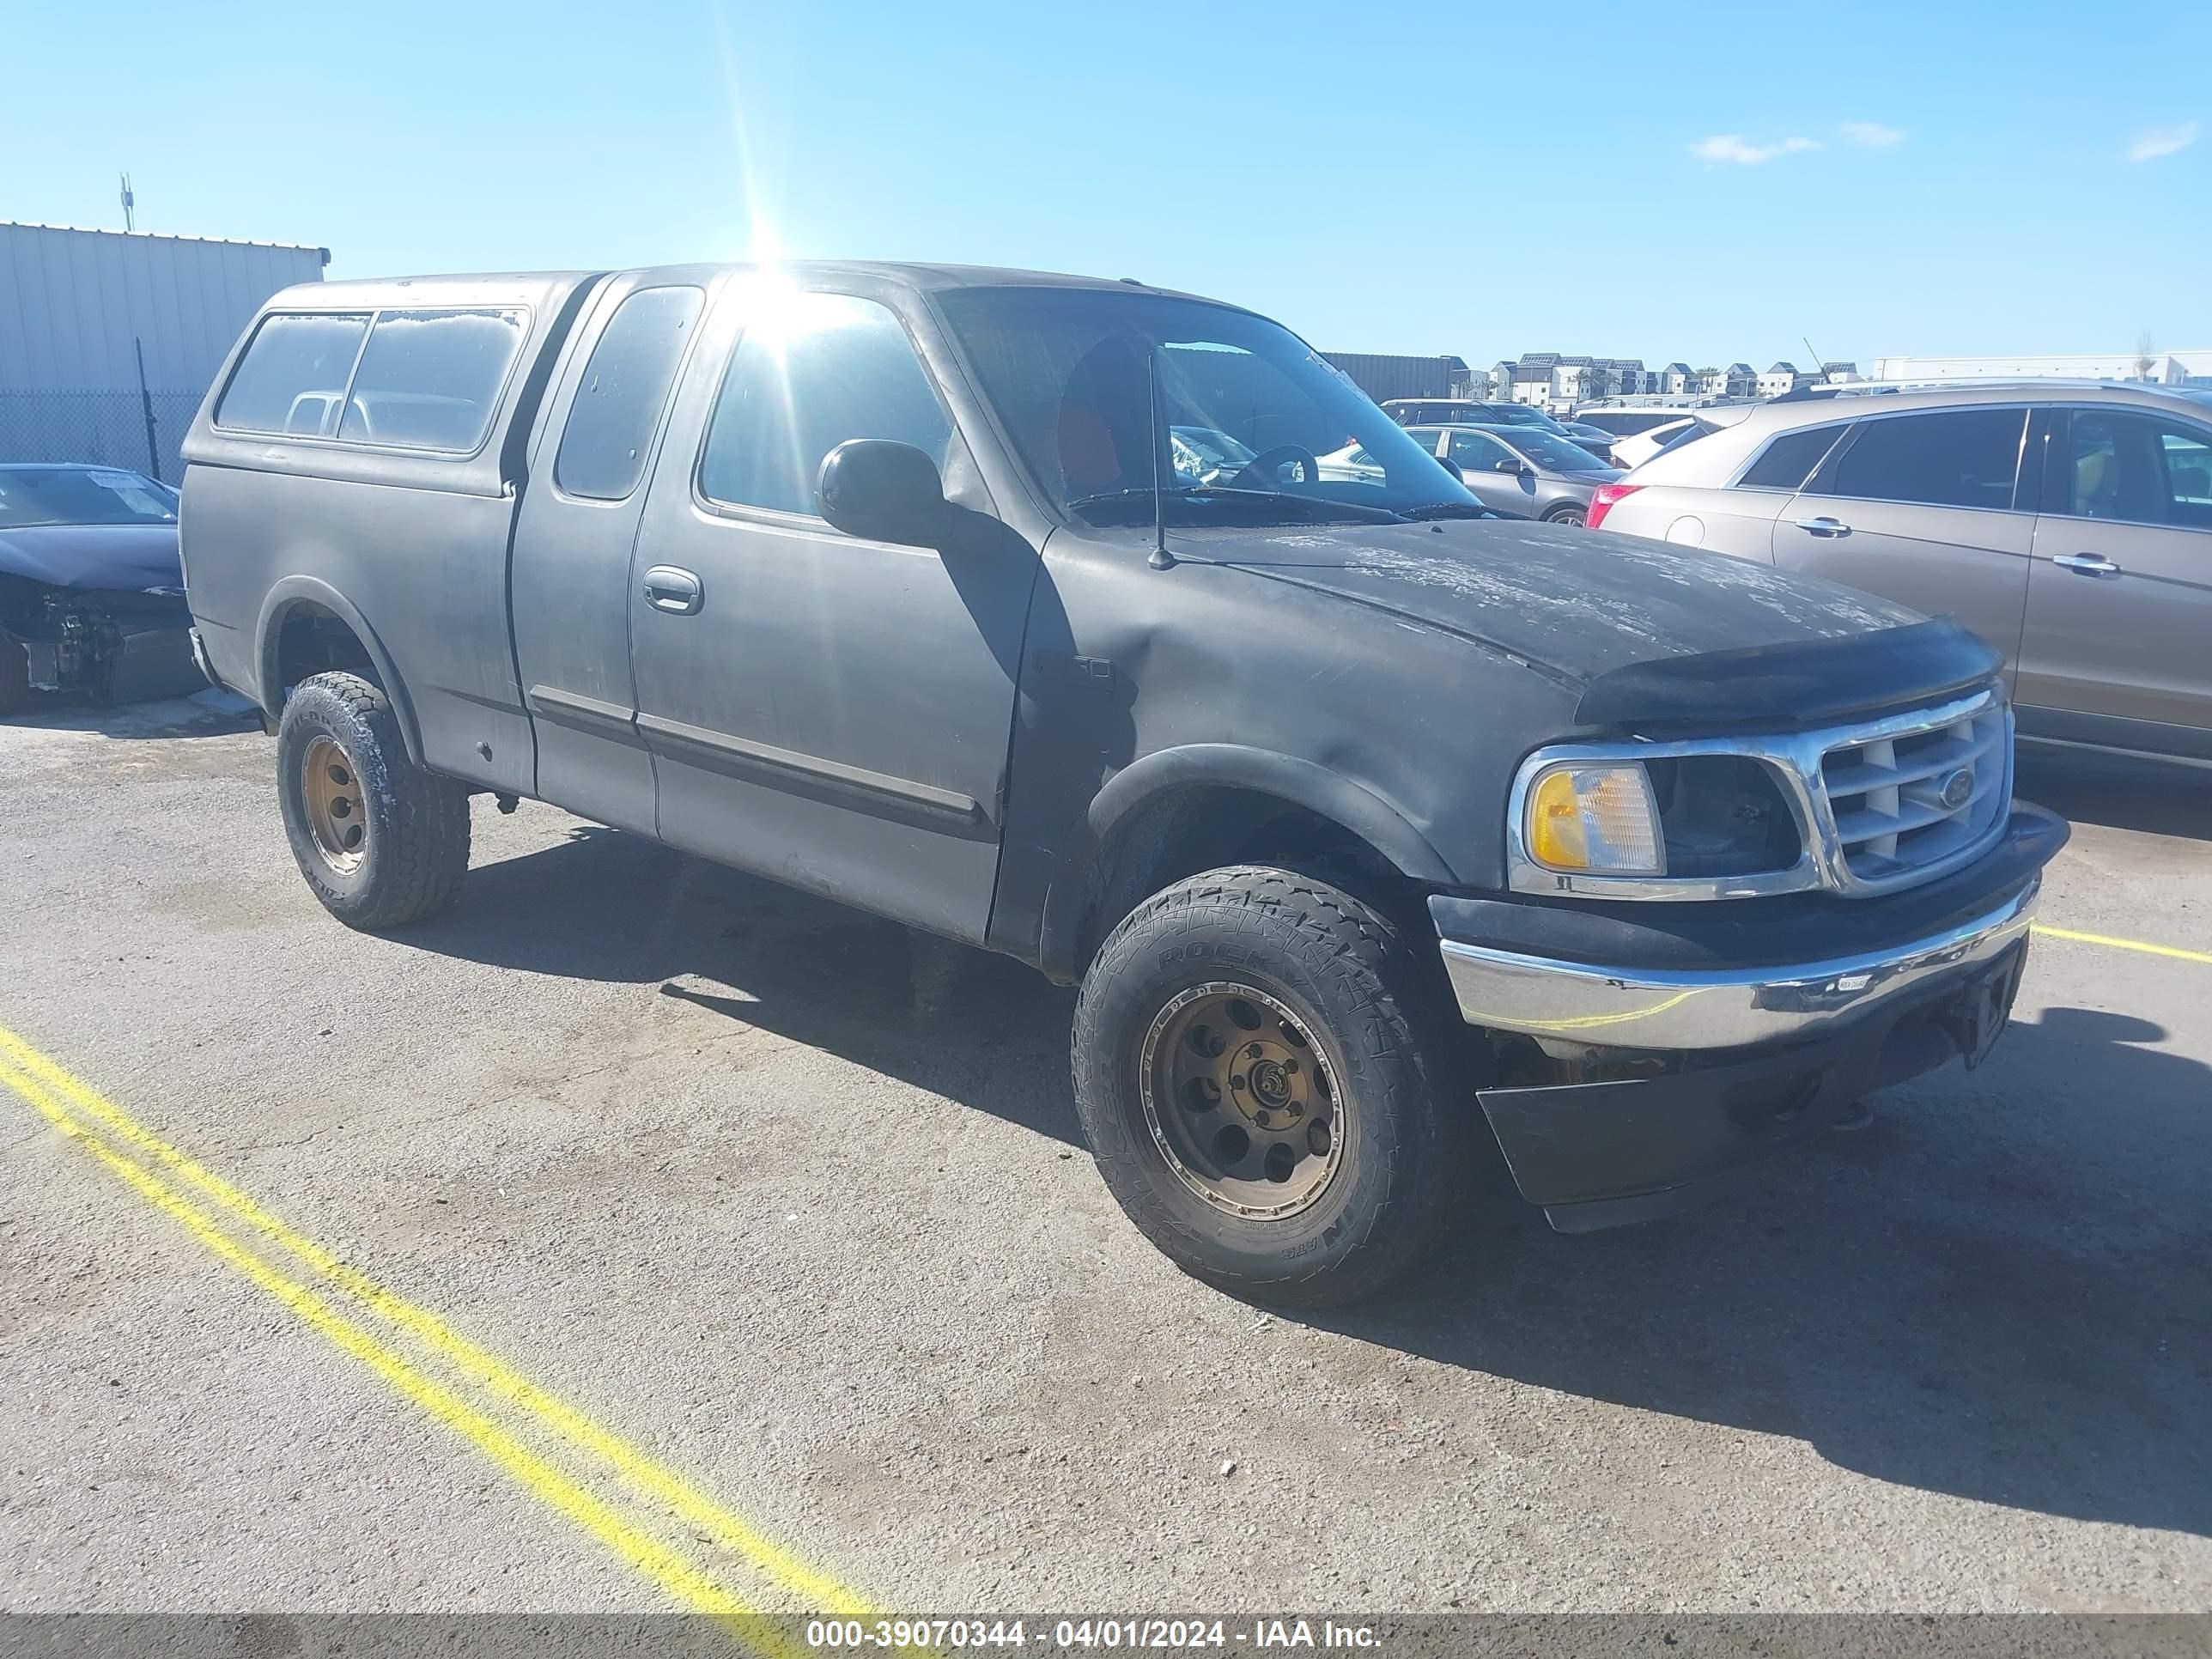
[1072,866,1466,1306]
[276,672,471,929]
[1544,505,1587,527]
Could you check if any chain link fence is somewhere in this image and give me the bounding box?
[0,390,204,484]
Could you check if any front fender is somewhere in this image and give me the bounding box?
[1034,742,1457,981]
[1087,744,1455,881]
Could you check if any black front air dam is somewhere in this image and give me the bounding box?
[1480,939,2027,1233]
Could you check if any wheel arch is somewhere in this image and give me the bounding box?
[1037,744,1455,983]
[255,577,425,767]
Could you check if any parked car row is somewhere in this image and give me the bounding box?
[1380,398,1616,465]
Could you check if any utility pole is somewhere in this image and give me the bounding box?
[135,337,161,482]
[119,172,135,232]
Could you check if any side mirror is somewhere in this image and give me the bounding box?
[1493,457,1527,475]
[1437,456,1465,482]
[818,439,948,545]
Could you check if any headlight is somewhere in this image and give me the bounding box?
[1523,763,1665,876]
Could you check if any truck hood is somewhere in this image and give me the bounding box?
[1182,516,1921,687]
[0,522,185,593]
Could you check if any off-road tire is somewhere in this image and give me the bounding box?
[1072,865,1466,1307]
[276,672,471,929]
[0,629,29,716]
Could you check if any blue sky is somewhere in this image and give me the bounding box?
[4,0,2204,371]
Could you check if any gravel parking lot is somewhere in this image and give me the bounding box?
[3,694,2208,1616]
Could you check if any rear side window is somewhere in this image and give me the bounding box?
[1814,409,2027,510]
[216,313,371,436]
[336,308,526,452]
[698,292,951,518]
[555,286,705,501]
[1739,424,1845,490]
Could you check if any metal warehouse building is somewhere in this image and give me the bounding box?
[0,222,327,481]
[1321,352,1474,404]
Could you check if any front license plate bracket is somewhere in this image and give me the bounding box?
[1944,939,2028,1070]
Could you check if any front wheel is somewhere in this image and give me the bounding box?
[276,672,471,930]
[1072,866,1465,1306]
[1544,505,1588,527]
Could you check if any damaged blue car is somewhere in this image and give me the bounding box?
[0,463,204,714]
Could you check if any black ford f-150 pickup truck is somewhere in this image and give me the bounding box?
[179,264,2064,1304]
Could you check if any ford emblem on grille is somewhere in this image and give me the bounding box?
[1937,766,1976,810]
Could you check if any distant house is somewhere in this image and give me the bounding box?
[1757,361,1809,399]
[1662,362,1695,396]
[1551,356,1602,406]
[1510,352,1559,406]
[1820,361,1861,384]
[1701,362,1758,398]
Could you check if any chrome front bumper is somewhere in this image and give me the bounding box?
[1438,877,2039,1052]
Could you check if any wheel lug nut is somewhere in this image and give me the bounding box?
[1231,1074,1247,1089]
[1283,1058,1299,1073]
[1255,1110,1273,1127]
[1246,1043,1265,1059]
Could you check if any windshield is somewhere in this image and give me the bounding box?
[933,287,1479,524]
[1486,404,1569,431]
[1498,430,1613,473]
[0,466,178,530]
[1657,420,1719,453]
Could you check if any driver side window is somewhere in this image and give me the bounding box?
[698,292,952,519]
[1448,432,1510,470]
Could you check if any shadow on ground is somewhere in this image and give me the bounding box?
[2016,744,2212,841]
[402,818,2212,1540]
[405,824,1082,1148]
[1,689,258,740]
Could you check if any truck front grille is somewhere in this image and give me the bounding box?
[1506,682,2015,902]
[1815,691,2011,892]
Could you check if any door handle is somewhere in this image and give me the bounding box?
[641,566,703,615]
[1795,516,1852,538]
[2054,552,2122,579]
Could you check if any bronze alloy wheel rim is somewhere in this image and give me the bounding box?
[300,735,368,874]
[1137,981,1346,1220]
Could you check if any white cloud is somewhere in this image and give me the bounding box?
[2128,120,2199,161]
[1689,134,1821,165]
[1841,121,1905,148]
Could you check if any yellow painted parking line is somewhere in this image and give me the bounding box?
[2033,924,2212,966]
[3,1053,755,1619]
[0,1022,871,1628]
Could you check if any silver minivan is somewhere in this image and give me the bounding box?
[1592,382,2212,767]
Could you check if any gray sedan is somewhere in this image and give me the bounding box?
[1402,424,1623,525]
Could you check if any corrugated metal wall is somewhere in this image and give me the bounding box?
[0,222,325,480]
[1321,352,1470,404]
[0,222,326,396]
